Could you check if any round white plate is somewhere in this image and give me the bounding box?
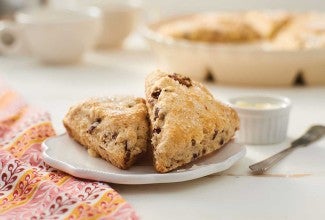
[42,134,246,184]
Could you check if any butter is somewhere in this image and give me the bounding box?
[235,100,281,109]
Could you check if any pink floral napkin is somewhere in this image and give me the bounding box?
[0,82,138,219]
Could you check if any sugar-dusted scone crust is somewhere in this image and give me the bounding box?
[145,70,239,173]
[63,96,149,170]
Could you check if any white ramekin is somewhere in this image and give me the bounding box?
[229,96,291,145]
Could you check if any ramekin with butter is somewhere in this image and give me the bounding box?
[229,96,291,145]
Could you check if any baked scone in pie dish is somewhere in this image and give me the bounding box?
[145,70,239,173]
[63,71,239,172]
[272,12,325,49]
[155,11,325,49]
[144,11,325,86]
[63,96,150,170]
[157,12,263,43]
[156,11,291,43]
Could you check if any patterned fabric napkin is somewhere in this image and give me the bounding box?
[0,83,138,219]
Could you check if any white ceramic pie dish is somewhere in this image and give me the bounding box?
[142,14,325,86]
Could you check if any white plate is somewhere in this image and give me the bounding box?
[42,134,246,184]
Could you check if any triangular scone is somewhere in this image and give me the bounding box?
[145,70,239,173]
[63,96,149,170]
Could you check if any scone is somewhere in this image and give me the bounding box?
[158,13,261,43]
[145,70,239,173]
[244,10,292,39]
[272,12,325,49]
[63,96,149,169]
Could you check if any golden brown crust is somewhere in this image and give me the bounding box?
[63,96,149,169]
[156,11,325,50]
[157,13,262,43]
[156,10,325,49]
[145,70,239,173]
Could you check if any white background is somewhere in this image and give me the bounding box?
[1,1,325,220]
[51,0,325,16]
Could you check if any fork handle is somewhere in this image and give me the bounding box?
[249,146,296,174]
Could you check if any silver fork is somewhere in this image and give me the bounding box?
[249,125,325,175]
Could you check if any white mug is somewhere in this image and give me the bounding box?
[78,0,142,49]
[0,7,101,64]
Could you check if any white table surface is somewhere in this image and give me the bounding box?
[1,36,325,220]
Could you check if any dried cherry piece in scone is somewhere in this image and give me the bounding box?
[168,73,192,87]
[87,118,102,134]
[153,127,161,134]
[124,141,131,163]
[212,129,218,140]
[151,88,162,99]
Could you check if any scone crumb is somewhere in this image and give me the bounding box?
[88,148,99,158]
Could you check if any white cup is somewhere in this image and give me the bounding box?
[0,7,101,64]
[79,0,142,49]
